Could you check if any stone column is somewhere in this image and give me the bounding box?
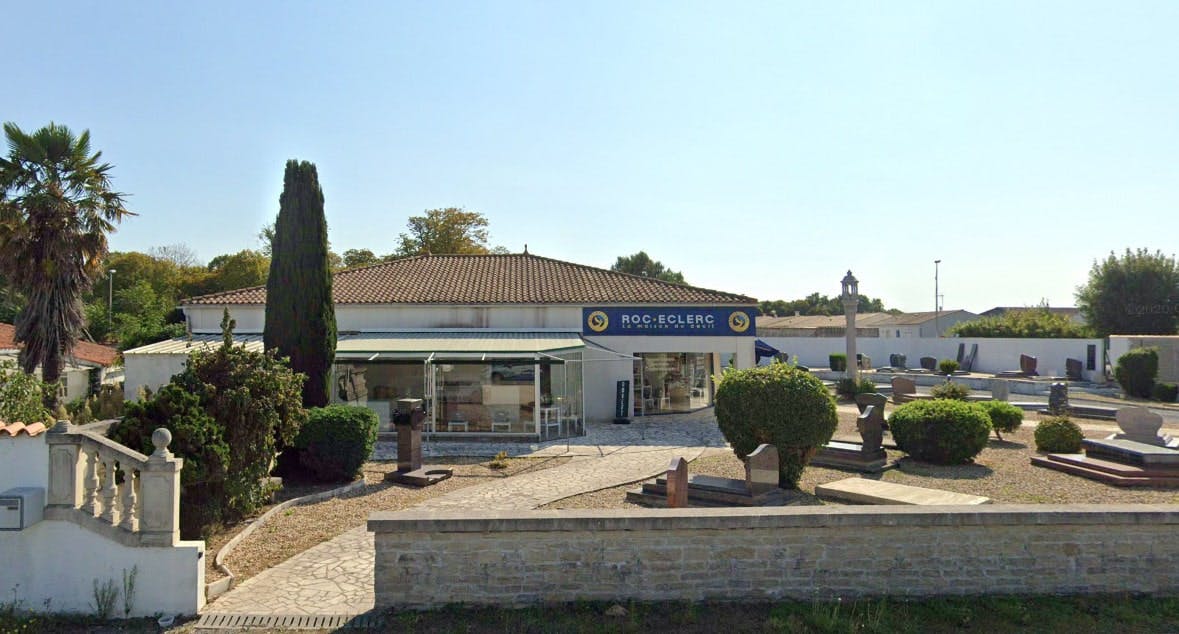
[844,299,858,381]
[139,428,183,546]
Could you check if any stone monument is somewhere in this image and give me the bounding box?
[666,457,688,508]
[1047,382,1069,416]
[385,398,453,486]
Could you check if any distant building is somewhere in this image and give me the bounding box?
[980,306,1085,325]
[757,310,977,338]
[0,323,119,401]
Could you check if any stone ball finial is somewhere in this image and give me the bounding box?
[151,427,173,455]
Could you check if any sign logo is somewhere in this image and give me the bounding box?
[587,310,609,333]
[728,311,750,333]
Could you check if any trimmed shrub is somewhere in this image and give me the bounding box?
[1115,347,1158,399]
[1034,416,1084,453]
[887,400,991,464]
[939,359,960,375]
[835,377,877,399]
[931,381,971,401]
[829,353,847,372]
[978,400,1024,440]
[715,363,838,488]
[1152,382,1178,403]
[295,405,378,482]
[0,360,52,424]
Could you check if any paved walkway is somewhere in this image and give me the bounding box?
[202,410,727,617]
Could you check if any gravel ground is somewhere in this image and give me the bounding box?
[206,455,569,584]
[542,409,1179,510]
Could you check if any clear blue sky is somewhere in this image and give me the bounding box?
[8,1,1178,313]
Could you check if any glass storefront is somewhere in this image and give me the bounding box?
[633,352,713,415]
[331,350,583,438]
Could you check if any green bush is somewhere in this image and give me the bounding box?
[930,381,971,400]
[715,363,838,488]
[829,353,847,372]
[0,360,52,424]
[295,405,378,482]
[938,359,960,375]
[109,384,229,538]
[1152,382,1178,403]
[1034,416,1084,453]
[835,377,877,399]
[887,400,991,464]
[978,400,1024,440]
[1115,347,1158,398]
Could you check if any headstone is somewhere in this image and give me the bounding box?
[666,457,688,508]
[855,392,888,415]
[990,379,1010,401]
[920,356,937,371]
[891,376,917,402]
[1115,406,1165,445]
[1047,382,1069,416]
[745,444,779,494]
[889,353,907,369]
[1020,354,1038,376]
[856,405,886,456]
[394,398,424,473]
[961,344,978,372]
[1066,358,1084,381]
[956,343,966,363]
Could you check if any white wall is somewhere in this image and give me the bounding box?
[760,336,1104,380]
[1110,336,1179,383]
[122,353,188,401]
[0,521,204,616]
[0,433,204,617]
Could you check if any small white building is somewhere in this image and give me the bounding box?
[756,310,977,339]
[0,323,119,402]
[124,253,758,439]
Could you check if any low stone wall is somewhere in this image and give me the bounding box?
[369,505,1179,608]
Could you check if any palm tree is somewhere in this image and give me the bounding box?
[0,122,132,407]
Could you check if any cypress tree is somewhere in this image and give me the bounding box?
[264,160,336,407]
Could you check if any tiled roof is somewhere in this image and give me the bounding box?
[182,253,756,306]
[0,323,119,367]
[756,310,974,330]
[0,421,48,437]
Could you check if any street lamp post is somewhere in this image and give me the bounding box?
[934,260,941,337]
[108,269,116,326]
[841,270,859,381]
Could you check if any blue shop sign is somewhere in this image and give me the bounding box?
[582,307,754,336]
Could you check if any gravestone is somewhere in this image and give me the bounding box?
[1066,358,1084,381]
[1113,406,1166,445]
[891,376,918,403]
[386,398,453,486]
[960,344,978,372]
[990,379,1010,401]
[666,457,688,508]
[889,353,907,369]
[1020,354,1039,376]
[1047,382,1069,415]
[920,356,937,371]
[855,392,888,415]
[855,405,886,457]
[956,343,966,364]
[811,403,893,472]
[745,444,780,494]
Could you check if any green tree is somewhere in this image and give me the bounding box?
[265,160,336,407]
[1076,249,1179,337]
[0,122,132,404]
[610,251,686,284]
[204,249,270,292]
[949,306,1090,338]
[341,248,389,269]
[759,293,890,317]
[396,207,493,256]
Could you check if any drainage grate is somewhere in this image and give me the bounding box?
[195,612,384,630]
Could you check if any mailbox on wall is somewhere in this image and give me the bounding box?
[0,487,45,531]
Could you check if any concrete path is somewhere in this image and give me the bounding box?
[202,409,727,617]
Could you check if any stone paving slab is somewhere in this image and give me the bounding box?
[202,411,724,617]
[816,477,992,506]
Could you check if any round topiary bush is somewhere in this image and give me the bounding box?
[887,399,991,464]
[1034,416,1083,453]
[978,400,1024,440]
[938,359,960,375]
[295,405,379,482]
[715,363,838,488]
[931,380,971,401]
[1115,347,1158,399]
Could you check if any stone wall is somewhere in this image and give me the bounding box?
[370,506,1179,608]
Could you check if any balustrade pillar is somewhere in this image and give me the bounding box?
[45,422,82,509]
[138,428,183,546]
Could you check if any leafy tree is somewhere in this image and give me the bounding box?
[0,360,52,424]
[949,305,1090,338]
[341,248,392,269]
[610,251,686,284]
[759,293,889,317]
[204,249,270,292]
[1076,249,1179,336]
[147,243,198,268]
[396,207,493,256]
[265,160,336,407]
[0,122,132,405]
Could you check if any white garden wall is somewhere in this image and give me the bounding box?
[1110,335,1179,383]
[760,337,1105,381]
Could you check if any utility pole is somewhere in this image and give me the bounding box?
[934,260,941,337]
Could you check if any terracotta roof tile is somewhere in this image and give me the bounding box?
[0,421,48,437]
[183,253,756,306]
[0,323,119,367]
